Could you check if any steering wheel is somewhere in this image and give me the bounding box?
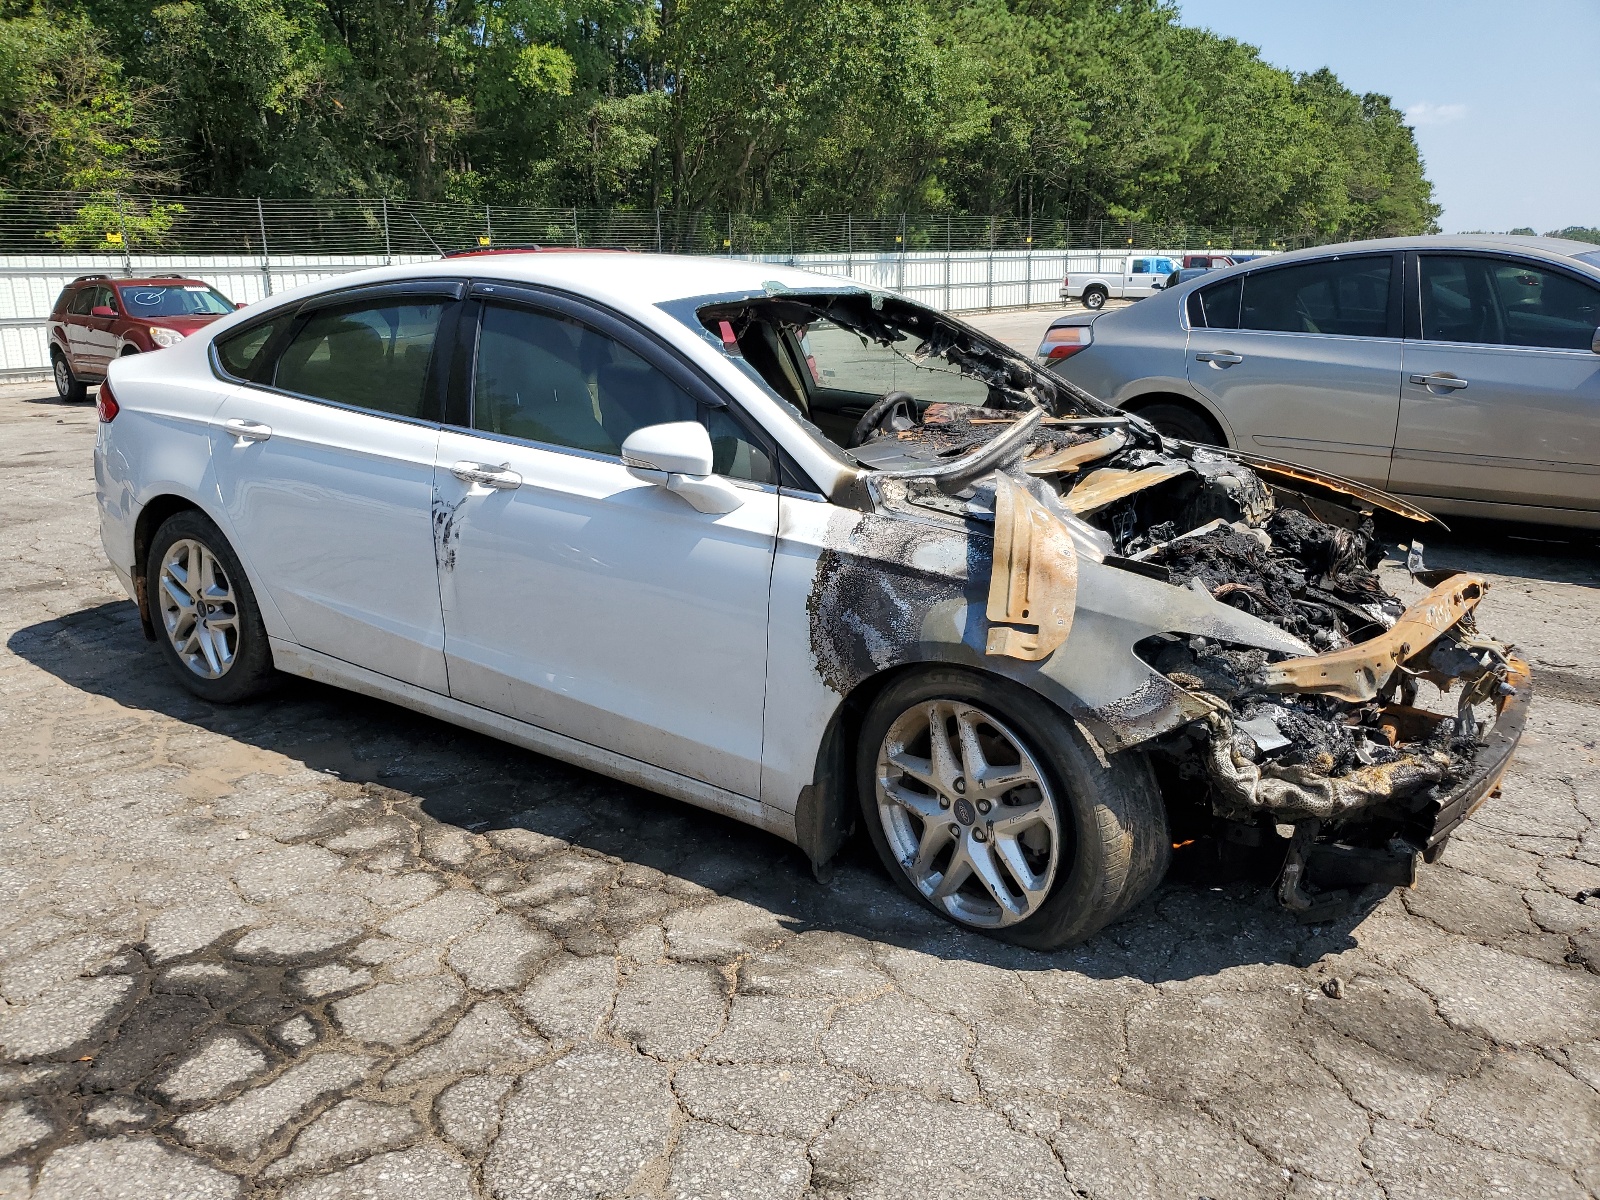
[848,390,918,448]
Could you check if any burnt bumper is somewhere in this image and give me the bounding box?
[1421,657,1532,858]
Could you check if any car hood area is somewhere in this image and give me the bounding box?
[711,288,1529,906]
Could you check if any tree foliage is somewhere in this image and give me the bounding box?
[1,0,1443,237]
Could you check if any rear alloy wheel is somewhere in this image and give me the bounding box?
[148,511,276,703]
[1082,286,1108,310]
[52,351,87,402]
[857,667,1171,949]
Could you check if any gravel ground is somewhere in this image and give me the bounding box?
[1,375,1598,1199]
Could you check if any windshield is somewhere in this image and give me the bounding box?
[117,285,234,318]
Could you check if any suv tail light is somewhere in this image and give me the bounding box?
[1038,324,1092,361]
[97,382,119,422]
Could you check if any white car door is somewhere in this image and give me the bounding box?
[433,288,781,798]
[207,283,461,693]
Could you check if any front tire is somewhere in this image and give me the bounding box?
[147,510,277,703]
[52,350,87,402]
[1082,286,1108,310]
[856,667,1170,949]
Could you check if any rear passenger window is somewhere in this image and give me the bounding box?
[1239,256,1392,337]
[275,302,444,419]
[471,302,776,483]
[1188,277,1241,329]
[67,288,95,316]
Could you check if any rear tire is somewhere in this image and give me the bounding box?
[146,510,277,704]
[1130,401,1224,445]
[1082,286,1108,311]
[856,667,1170,949]
[52,350,87,402]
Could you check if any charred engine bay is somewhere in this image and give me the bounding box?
[895,407,1518,836]
[716,289,1523,902]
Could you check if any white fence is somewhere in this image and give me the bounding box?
[0,247,1257,380]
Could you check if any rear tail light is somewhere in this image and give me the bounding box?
[97,381,119,422]
[1038,324,1092,361]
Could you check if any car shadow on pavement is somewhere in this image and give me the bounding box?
[9,597,1374,985]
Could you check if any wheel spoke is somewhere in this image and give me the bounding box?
[908,819,954,876]
[886,749,940,793]
[925,702,962,792]
[988,798,1047,838]
[992,833,1051,905]
[967,839,1025,918]
[929,842,974,901]
[882,779,946,824]
[160,574,195,615]
[195,623,223,675]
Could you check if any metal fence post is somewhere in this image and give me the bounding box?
[655,208,662,253]
[485,204,493,247]
[381,198,391,266]
[114,193,131,276]
[986,217,994,311]
[846,214,852,279]
[896,213,906,293]
[256,197,273,296]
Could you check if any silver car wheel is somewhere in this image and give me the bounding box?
[158,538,240,679]
[53,355,71,397]
[874,699,1061,928]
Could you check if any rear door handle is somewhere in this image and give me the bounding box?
[1409,373,1468,390]
[223,418,273,442]
[1195,351,1244,365]
[451,461,522,490]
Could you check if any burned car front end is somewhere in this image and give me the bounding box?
[686,285,1529,922]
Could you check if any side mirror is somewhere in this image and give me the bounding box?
[91,305,116,318]
[1592,326,1600,354]
[621,422,744,515]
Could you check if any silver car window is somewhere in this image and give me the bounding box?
[1239,256,1391,337]
[275,302,444,419]
[1420,255,1600,351]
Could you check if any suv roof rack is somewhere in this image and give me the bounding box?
[69,274,110,284]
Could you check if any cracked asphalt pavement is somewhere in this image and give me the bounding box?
[2,375,1599,1199]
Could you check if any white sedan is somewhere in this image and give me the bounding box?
[95,253,1529,947]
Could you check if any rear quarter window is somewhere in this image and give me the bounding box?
[215,315,294,382]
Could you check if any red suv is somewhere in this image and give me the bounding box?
[48,274,236,400]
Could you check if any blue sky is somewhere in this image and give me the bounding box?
[1174,0,1600,233]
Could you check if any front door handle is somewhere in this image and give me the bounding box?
[1409,373,1468,391]
[223,418,273,442]
[1195,351,1244,365]
[451,461,522,490]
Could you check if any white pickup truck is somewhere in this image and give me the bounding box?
[1060,256,1178,309]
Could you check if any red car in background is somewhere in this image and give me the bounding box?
[48,274,236,400]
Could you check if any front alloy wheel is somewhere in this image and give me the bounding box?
[158,538,241,679]
[874,699,1061,928]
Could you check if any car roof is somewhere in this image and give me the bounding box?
[1220,234,1600,271]
[383,251,856,310]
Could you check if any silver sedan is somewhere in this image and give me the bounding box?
[1039,235,1600,529]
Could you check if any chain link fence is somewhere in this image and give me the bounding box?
[0,190,1312,258]
[0,189,1309,379]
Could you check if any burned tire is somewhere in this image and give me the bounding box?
[147,510,277,704]
[52,350,87,402]
[1082,286,1109,311]
[856,666,1170,950]
[1130,401,1224,446]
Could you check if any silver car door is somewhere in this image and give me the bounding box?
[1183,253,1402,486]
[1391,252,1600,516]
